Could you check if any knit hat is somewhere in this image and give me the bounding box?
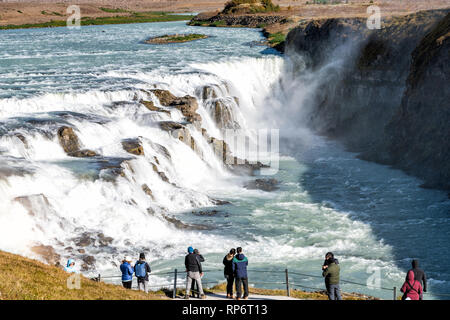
[139,252,146,260]
[188,246,194,253]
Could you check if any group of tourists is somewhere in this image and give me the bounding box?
[320,252,428,301]
[63,250,428,300]
[118,253,152,293]
[184,246,249,300]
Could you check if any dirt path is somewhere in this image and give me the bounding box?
[176,292,301,300]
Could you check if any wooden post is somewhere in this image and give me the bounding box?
[285,268,290,297]
[173,269,178,299]
[393,287,397,300]
[98,273,101,282]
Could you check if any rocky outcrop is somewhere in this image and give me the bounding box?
[171,95,202,123]
[384,13,450,189]
[150,89,177,106]
[142,184,154,200]
[189,12,287,28]
[71,232,113,248]
[244,178,279,192]
[161,214,213,230]
[121,138,144,156]
[196,85,219,100]
[140,100,170,115]
[212,98,240,129]
[150,89,201,124]
[57,126,98,158]
[285,9,449,190]
[31,244,60,265]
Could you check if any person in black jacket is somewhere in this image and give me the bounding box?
[407,259,427,299]
[134,252,151,293]
[184,246,205,299]
[223,248,236,299]
[190,249,205,298]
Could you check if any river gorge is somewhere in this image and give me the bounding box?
[0,12,448,299]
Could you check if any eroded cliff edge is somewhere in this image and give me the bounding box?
[285,9,449,190]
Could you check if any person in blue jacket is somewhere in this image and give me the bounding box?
[64,259,77,273]
[120,256,134,289]
[232,247,249,300]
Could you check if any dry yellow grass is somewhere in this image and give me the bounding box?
[0,250,167,300]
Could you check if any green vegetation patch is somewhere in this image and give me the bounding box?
[145,33,209,44]
[0,12,193,30]
[99,7,129,13]
[268,32,286,45]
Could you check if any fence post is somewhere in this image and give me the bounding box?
[285,268,290,297]
[98,273,101,282]
[393,287,397,300]
[173,269,178,299]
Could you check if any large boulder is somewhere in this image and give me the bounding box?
[150,89,177,106]
[57,126,80,154]
[121,138,145,156]
[57,126,98,157]
[171,95,202,123]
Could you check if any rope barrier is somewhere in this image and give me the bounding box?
[97,267,450,300]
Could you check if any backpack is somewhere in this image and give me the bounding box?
[402,280,419,300]
[135,262,147,278]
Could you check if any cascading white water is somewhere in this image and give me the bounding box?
[2,21,448,299]
[0,53,286,274]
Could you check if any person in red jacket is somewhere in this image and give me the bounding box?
[401,270,423,300]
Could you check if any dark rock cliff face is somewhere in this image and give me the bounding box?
[285,10,449,190]
[189,12,288,28]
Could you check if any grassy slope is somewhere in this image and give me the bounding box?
[0,250,166,300]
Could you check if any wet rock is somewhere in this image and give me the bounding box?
[142,184,155,200]
[151,163,170,183]
[98,233,113,247]
[150,89,177,106]
[170,95,202,123]
[244,178,279,192]
[57,126,98,157]
[81,255,96,271]
[70,149,98,157]
[14,194,50,216]
[140,100,171,114]
[73,233,94,247]
[65,247,73,252]
[78,249,85,254]
[161,214,213,230]
[121,138,144,156]
[152,143,171,160]
[57,126,80,154]
[196,85,219,100]
[14,133,28,147]
[213,99,239,129]
[159,121,185,132]
[191,209,220,216]
[31,244,60,265]
[210,198,232,206]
